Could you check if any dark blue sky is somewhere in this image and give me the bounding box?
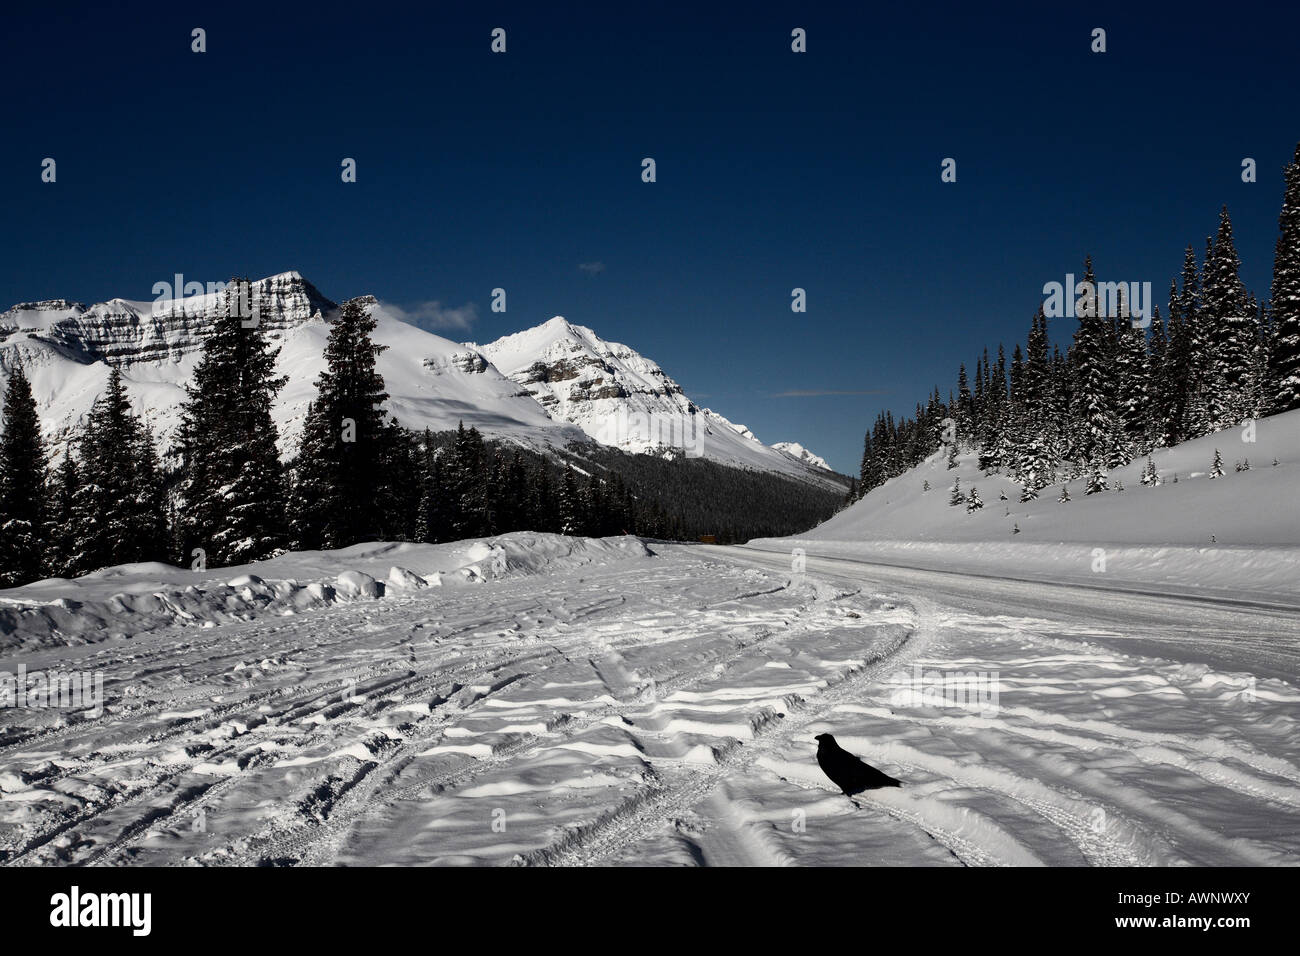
[3,1,1297,472]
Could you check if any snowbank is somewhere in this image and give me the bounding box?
[0,533,652,650]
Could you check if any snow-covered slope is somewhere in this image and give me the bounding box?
[805,410,1300,547]
[0,273,583,456]
[277,297,582,452]
[758,409,1300,603]
[772,441,831,471]
[471,317,840,486]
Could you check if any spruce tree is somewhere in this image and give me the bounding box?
[1011,308,1056,490]
[1167,246,1211,441]
[48,446,79,576]
[558,466,581,533]
[956,364,972,440]
[0,363,49,586]
[1085,457,1109,495]
[175,280,289,566]
[415,429,447,543]
[1140,457,1160,486]
[373,420,419,541]
[1201,208,1256,427]
[1271,143,1300,412]
[532,466,556,532]
[1147,304,1174,445]
[69,368,167,573]
[1114,314,1151,453]
[857,432,873,496]
[288,298,393,550]
[1068,257,1121,471]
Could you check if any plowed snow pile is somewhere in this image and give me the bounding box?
[0,534,651,649]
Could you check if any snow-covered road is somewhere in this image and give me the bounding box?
[2,536,1297,866]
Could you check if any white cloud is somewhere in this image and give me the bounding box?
[374,299,479,332]
[578,261,606,275]
[771,389,887,398]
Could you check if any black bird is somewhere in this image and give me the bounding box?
[815,733,901,797]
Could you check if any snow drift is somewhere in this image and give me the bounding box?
[0,533,653,649]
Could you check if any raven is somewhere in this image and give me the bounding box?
[815,733,901,796]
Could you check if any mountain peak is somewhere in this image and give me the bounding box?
[772,441,832,471]
[474,317,841,486]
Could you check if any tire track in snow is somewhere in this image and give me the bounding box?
[511,596,974,867]
[250,577,865,865]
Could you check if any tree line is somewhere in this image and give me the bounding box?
[854,143,1300,500]
[0,292,681,587]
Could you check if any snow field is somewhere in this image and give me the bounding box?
[3,537,1297,866]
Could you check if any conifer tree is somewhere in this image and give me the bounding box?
[1167,246,1210,441]
[48,446,79,576]
[955,364,972,440]
[558,466,581,534]
[843,478,858,506]
[1085,457,1109,495]
[1271,143,1300,412]
[532,466,556,532]
[1011,308,1056,489]
[175,280,289,566]
[1068,257,1121,470]
[0,363,49,586]
[69,368,167,573]
[288,298,393,550]
[1201,208,1256,426]
[1147,304,1174,445]
[445,422,488,537]
[1209,448,1225,478]
[1140,457,1160,486]
[1114,312,1151,452]
[858,432,874,495]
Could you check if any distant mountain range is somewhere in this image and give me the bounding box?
[0,272,838,487]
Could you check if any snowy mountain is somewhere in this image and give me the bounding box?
[470,317,840,486]
[0,273,584,456]
[771,441,831,471]
[0,276,836,487]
